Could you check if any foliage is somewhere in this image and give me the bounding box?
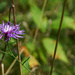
[0,0,75,75]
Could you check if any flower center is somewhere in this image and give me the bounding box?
[3,25,12,33]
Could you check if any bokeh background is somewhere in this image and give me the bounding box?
[0,0,75,75]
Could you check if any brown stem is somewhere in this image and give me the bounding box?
[16,39,22,75]
[12,0,16,25]
[11,0,22,75]
[50,0,67,75]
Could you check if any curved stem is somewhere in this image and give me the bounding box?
[50,0,67,75]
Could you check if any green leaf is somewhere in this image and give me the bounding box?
[51,16,75,30]
[22,57,30,75]
[42,38,69,63]
[64,16,75,30]
[30,4,48,33]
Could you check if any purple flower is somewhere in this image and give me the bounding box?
[0,21,24,41]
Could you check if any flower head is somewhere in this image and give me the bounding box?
[0,21,24,41]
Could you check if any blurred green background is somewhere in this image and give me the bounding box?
[0,0,75,75]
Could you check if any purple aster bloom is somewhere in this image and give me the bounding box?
[0,21,25,41]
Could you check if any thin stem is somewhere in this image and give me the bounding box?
[16,39,22,75]
[12,0,16,25]
[50,0,67,75]
[1,63,5,75]
[33,0,47,44]
[11,0,22,75]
